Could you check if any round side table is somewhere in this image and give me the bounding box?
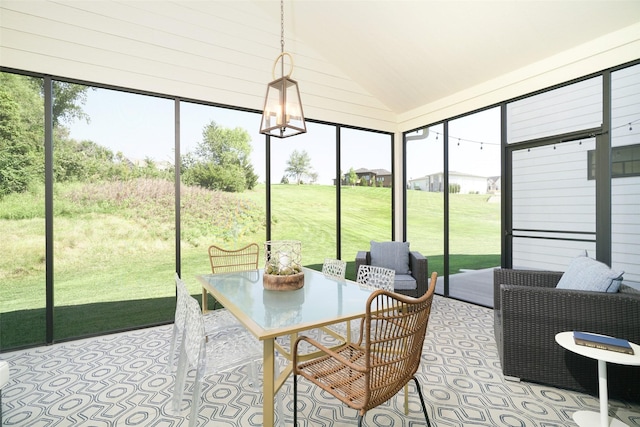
[555,331,640,427]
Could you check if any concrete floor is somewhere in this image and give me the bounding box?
[435,267,496,308]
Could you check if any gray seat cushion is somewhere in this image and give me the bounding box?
[394,274,416,291]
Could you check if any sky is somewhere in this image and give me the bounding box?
[67,87,501,184]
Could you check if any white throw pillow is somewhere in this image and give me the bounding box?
[556,255,624,293]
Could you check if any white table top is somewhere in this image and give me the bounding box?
[198,267,375,340]
[555,331,640,366]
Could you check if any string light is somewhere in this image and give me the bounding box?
[427,130,500,149]
[419,116,638,153]
[612,117,639,132]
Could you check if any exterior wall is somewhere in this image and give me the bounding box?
[508,72,603,271]
[408,173,487,193]
[611,63,640,283]
[376,175,391,188]
[511,140,597,271]
[506,76,602,144]
[450,174,487,194]
[408,177,430,191]
[509,62,640,284]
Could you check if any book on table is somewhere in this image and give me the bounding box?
[573,331,634,355]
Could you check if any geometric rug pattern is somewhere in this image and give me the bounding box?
[2,295,639,426]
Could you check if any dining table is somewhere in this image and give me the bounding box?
[197,267,375,427]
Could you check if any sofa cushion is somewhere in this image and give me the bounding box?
[370,241,411,275]
[394,274,416,291]
[556,256,624,293]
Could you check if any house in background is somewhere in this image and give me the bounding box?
[487,176,501,194]
[341,168,392,187]
[408,171,489,194]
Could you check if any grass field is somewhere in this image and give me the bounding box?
[0,179,499,349]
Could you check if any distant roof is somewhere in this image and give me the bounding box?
[354,168,391,175]
[408,171,489,182]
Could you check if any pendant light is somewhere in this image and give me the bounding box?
[259,0,306,138]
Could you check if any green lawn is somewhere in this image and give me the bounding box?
[0,180,499,349]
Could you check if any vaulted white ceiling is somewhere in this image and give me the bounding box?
[257,0,640,114]
[1,0,639,131]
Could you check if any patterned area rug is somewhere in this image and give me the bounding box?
[2,296,639,426]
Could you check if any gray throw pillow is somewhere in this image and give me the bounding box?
[556,255,624,293]
[370,241,411,275]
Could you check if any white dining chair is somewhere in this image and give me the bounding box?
[0,359,9,425]
[171,292,263,426]
[341,264,396,340]
[322,258,347,279]
[356,264,395,292]
[167,273,245,374]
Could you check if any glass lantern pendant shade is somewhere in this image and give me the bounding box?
[260,53,306,138]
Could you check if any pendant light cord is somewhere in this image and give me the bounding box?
[280,0,285,78]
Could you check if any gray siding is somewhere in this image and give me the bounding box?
[611,63,640,283]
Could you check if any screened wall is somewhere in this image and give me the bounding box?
[2,59,638,350]
[0,69,393,351]
[404,59,640,304]
[505,63,640,283]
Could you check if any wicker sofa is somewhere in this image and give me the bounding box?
[493,268,640,403]
[355,250,428,298]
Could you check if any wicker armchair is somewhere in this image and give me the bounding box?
[293,272,438,426]
[355,250,428,297]
[494,268,640,402]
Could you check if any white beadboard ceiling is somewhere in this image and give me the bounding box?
[1,0,639,128]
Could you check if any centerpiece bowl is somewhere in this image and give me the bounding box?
[263,240,304,291]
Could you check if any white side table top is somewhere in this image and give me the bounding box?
[555,331,640,366]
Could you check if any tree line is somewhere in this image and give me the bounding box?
[0,72,260,199]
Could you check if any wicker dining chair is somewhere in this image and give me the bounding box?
[204,243,260,312]
[292,272,438,426]
[208,243,260,274]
